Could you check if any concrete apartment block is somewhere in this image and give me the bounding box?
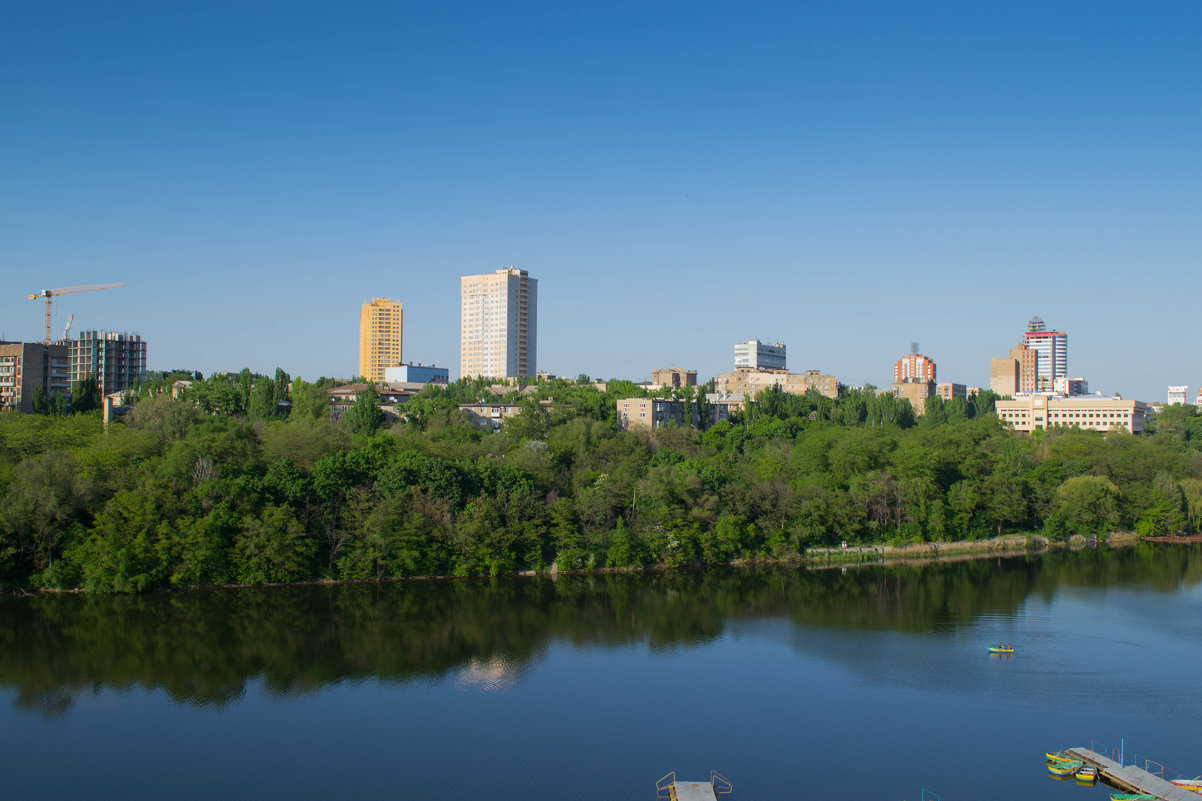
[935,382,967,401]
[892,379,936,415]
[996,394,1148,434]
[714,368,837,399]
[706,392,746,425]
[616,397,692,431]
[459,403,524,430]
[1167,386,1189,405]
[0,342,70,412]
[651,366,697,389]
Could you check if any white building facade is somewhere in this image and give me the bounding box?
[460,268,537,380]
[1168,386,1189,405]
[996,394,1148,434]
[734,339,786,371]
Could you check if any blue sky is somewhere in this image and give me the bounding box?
[3,1,1199,401]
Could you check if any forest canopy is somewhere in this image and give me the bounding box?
[2,372,1200,592]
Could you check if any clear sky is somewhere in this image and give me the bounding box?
[3,1,1199,401]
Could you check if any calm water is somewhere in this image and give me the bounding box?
[3,545,1202,801]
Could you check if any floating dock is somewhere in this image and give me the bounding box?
[1065,748,1197,801]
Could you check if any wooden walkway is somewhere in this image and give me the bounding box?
[1065,748,1198,801]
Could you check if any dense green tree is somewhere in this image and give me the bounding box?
[69,377,100,414]
[231,504,314,584]
[342,387,384,436]
[1134,472,1187,537]
[1049,476,1120,538]
[247,377,281,422]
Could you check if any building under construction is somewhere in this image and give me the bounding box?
[69,330,147,398]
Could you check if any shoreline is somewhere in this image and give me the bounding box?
[3,532,1161,596]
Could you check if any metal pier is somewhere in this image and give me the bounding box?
[1065,748,1197,801]
[656,771,733,801]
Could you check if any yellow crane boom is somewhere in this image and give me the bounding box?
[28,283,126,345]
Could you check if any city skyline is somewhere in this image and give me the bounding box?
[3,2,1200,401]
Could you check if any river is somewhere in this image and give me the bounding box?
[2,544,1201,800]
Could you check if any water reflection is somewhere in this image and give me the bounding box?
[1,543,1200,715]
[455,654,530,693]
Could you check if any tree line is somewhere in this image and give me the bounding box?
[2,370,1200,592]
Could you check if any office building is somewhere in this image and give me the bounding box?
[460,268,537,380]
[714,368,838,399]
[651,366,697,389]
[1168,386,1189,405]
[734,340,786,371]
[996,394,1148,434]
[384,363,449,385]
[0,342,70,413]
[70,331,147,397]
[1023,316,1068,392]
[989,344,1038,396]
[359,297,403,383]
[1054,377,1089,397]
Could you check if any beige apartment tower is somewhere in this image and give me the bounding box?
[460,268,537,380]
[359,298,403,383]
[990,344,1038,396]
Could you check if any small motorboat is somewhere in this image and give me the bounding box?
[1047,751,1076,765]
[1109,795,1155,801]
[1075,765,1098,784]
[1049,759,1083,777]
[1171,779,1202,794]
[988,643,1015,654]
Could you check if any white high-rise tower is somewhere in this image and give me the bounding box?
[1022,316,1068,393]
[459,268,537,380]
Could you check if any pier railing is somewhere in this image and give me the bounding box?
[1089,738,1193,783]
[1131,754,1189,783]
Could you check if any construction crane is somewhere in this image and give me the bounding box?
[62,313,74,341]
[28,283,126,344]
